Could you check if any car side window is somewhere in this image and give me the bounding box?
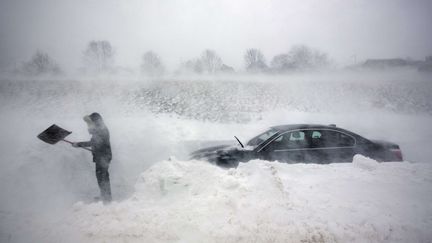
[311,131,321,139]
[308,130,355,148]
[338,133,355,146]
[265,131,307,150]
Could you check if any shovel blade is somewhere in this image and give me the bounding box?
[37,124,71,144]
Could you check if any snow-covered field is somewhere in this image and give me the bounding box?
[1,74,432,242]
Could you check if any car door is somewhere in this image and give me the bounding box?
[304,129,356,163]
[259,130,307,163]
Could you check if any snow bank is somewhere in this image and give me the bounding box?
[352,154,380,171]
[43,156,432,243]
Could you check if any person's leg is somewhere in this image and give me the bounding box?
[95,163,103,193]
[95,160,112,202]
[101,163,112,202]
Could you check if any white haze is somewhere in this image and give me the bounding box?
[1,0,432,71]
[0,71,432,242]
[1,0,432,242]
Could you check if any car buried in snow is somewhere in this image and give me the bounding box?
[190,124,403,167]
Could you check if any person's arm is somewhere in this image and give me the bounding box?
[73,141,92,147]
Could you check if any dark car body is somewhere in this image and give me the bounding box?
[191,124,403,167]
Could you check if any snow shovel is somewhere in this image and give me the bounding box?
[37,124,92,152]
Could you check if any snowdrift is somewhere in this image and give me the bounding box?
[44,155,432,243]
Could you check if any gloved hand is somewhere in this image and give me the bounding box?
[72,142,79,148]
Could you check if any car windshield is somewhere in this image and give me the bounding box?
[247,128,279,147]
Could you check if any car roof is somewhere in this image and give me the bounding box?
[270,124,340,132]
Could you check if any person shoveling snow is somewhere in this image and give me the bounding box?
[72,112,112,203]
[37,112,113,203]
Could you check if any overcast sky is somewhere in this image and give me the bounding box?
[1,0,431,71]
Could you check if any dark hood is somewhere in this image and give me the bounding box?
[190,144,254,168]
[190,144,232,159]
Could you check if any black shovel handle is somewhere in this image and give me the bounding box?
[62,139,92,152]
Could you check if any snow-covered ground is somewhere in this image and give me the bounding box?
[1,75,432,242]
[43,156,432,243]
[4,156,432,243]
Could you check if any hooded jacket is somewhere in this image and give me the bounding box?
[77,113,112,162]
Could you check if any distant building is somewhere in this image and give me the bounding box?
[418,56,432,73]
[362,58,430,71]
[363,58,409,69]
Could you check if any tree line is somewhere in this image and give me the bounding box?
[17,40,332,76]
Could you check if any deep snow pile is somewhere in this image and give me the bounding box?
[43,155,432,243]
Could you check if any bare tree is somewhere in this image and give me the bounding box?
[178,50,234,75]
[83,40,114,73]
[312,51,330,69]
[244,48,267,72]
[220,64,235,73]
[270,54,291,72]
[141,51,164,76]
[200,49,222,74]
[180,59,203,74]
[269,45,330,73]
[287,45,330,71]
[22,51,62,75]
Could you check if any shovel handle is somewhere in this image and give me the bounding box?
[62,139,92,152]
